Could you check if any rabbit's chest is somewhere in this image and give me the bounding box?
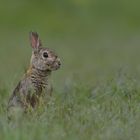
[30,77,50,95]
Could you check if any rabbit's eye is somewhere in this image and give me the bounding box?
[43,52,48,58]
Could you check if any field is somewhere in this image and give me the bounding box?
[0,0,140,140]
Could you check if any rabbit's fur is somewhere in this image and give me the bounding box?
[8,32,61,112]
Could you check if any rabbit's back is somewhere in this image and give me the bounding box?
[8,76,32,109]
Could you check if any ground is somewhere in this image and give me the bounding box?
[0,0,140,140]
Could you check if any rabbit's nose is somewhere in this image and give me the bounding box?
[58,61,61,66]
[56,58,61,65]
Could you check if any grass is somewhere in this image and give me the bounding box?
[0,0,140,139]
[1,32,140,140]
[1,31,140,140]
[0,71,140,140]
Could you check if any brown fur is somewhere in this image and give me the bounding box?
[8,32,61,112]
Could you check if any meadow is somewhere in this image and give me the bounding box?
[0,0,140,140]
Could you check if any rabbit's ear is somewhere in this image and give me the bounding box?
[29,32,42,50]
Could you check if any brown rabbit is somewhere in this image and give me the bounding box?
[8,32,61,113]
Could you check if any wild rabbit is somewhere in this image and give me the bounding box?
[8,32,61,113]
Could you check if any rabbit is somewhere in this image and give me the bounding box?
[7,32,61,114]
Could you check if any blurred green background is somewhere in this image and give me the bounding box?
[1,0,140,140]
[0,0,140,88]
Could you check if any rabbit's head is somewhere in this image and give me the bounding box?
[29,32,61,71]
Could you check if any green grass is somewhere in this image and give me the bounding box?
[0,0,140,139]
[0,72,140,140]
